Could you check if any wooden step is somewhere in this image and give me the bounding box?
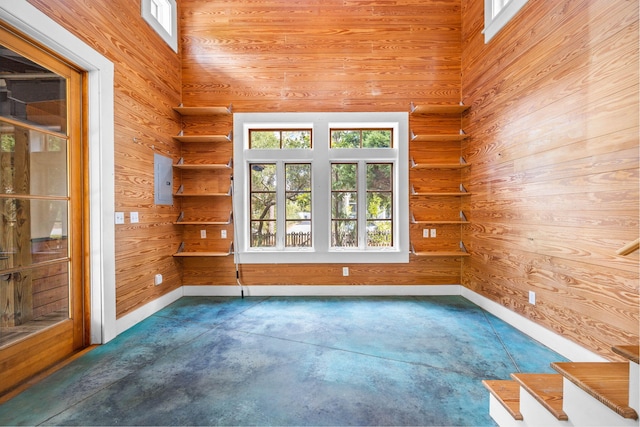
[483,379,523,421]
[511,373,568,421]
[612,345,640,364]
[551,362,638,420]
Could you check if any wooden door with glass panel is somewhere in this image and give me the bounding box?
[0,25,86,396]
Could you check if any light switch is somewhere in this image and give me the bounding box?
[130,212,139,223]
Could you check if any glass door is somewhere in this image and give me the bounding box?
[0,24,86,395]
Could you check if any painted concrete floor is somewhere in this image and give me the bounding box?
[0,296,567,426]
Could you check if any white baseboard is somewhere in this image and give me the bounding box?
[115,287,183,336]
[182,284,462,297]
[461,287,605,362]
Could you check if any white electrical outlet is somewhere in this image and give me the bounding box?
[154,274,163,286]
[430,228,437,238]
[221,230,227,239]
[115,212,125,224]
[529,290,536,305]
[200,229,207,239]
[342,267,349,276]
[130,212,139,223]
[423,229,429,238]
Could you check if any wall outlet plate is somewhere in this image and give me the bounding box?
[423,229,429,238]
[430,228,437,238]
[200,230,207,239]
[130,212,139,223]
[221,230,227,239]
[342,267,349,276]
[529,290,536,305]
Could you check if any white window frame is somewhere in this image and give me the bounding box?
[234,112,409,264]
[141,0,177,52]
[484,0,529,43]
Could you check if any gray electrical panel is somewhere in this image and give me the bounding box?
[154,153,173,205]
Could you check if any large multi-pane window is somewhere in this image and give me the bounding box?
[234,112,409,264]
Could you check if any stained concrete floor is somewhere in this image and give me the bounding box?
[0,296,567,426]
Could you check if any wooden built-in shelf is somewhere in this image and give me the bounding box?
[173,105,232,116]
[410,130,467,142]
[173,158,232,170]
[173,242,233,258]
[410,242,470,257]
[173,132,232,143]
[174,211,232,226]
[410,184,471,197]
[411,211,468,224]
[173,185,232,197]
[410,102,469,115]
[410,157,470,170]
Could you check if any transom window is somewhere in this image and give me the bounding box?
[484,0,529,43]
[234,112,409,264]
[141,0,177,52]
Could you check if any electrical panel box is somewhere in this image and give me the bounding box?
[154,153,173,205]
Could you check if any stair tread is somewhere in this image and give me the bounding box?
[482,379,523,421]
[511,373,568,420]
[612,345,639,364]
[551,362,638,420]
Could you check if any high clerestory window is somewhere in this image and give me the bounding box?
[234,112,409,264]
[141,0,177,52]
[484,0,529,43]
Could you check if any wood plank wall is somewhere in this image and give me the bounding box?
[26,0,184,319]
[460,0,639,359]
[20,0,638,360]
[180,0,466,287]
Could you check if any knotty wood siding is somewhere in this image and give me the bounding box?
[26,0,184,319]
[460,0,639,359]
[180,0,466,287]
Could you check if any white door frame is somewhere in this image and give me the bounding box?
[0,1,116,344]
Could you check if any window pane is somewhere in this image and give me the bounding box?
[251,194,276,220]
[362,130,392,148]
[251,221,276,247]
[367,163,392,191]
[250,131,280,149]
[367,221,392,247]
[0,48,67,133]
[0,198,68,268]
[330,130,360,148]
[282,130,311,149]
[332,192,357,219]
[332,220,357,247]
[367,192,392,220]
[1,123,68,197]
[331,163,357,191]
[286,221,311,247]
[250,163,276,191]
[285,164,311,191]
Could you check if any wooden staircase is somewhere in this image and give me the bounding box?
[483,345,639,426]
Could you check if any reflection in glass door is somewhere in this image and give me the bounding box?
[0,24,85,395]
